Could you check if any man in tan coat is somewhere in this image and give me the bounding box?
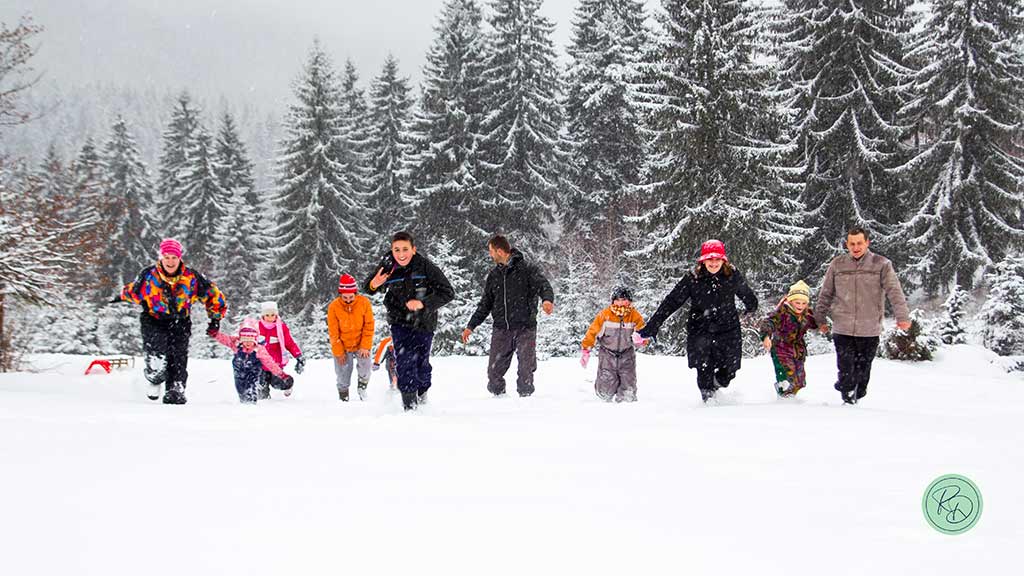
[327,273,374,401]
[815,227,911,404]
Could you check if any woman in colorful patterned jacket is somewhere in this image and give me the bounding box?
[115,238,227,404]
[759,280,817,397]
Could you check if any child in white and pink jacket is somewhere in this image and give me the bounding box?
[212,317,294,403]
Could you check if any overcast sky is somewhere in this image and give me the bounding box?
[2,0,661,112]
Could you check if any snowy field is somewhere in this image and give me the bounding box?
[1,345,1020,576]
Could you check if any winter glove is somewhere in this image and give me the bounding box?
[278,374,295,389]
[631,332,648,347]
[206,318,220,336]
[294,355,306,374]
[580,348,591,368]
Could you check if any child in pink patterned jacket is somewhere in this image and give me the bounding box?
[212,318,294,403]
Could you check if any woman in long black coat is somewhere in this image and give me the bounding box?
[637,239,758,402]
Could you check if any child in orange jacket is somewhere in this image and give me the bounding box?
[373,336,398,391]
[581,286,648,402]
[327,273,375,401]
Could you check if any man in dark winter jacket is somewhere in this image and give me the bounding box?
[364,231,455,411]
[815,227,911,404]
[461,235,554,397]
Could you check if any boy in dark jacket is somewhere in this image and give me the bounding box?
[461,235,554,397]
[638,239,758,403]
[364,231,455,411]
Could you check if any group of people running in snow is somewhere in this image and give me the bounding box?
[115,227,911,410]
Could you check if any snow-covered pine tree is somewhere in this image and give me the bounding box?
[537,246,604,357]
[35,143,72,200]
[339,59,374,204]
[634,0,803,294]
[0,156,90,361]
[173,124,230,273]
[269,41,375,352]
[366,55,413,238]
[69,137,108,295]
[981,254,1024,356]
[101,115,155,286]
[938,287,971,345]
[775,0,916,280]
[155,92,201,229]
[476,0,567,263]
[405,0,488,261]
[897,0,1024,294]
[563,0,651,283]
[99,116,154,355]
[429,235,488,355]
[213,110,263,313]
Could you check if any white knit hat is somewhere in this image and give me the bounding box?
[260,301,279,315]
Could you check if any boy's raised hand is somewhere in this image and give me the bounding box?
[369,267,391,290]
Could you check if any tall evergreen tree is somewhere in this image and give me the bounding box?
[174,125,230,271]
[339,59,374,204]
[269,41,374,334]
[563,0,651,282]
[636,0,803,292]
[101,116,154,286]
[981,254,1024,356]
[155,92,202,228]
[430,235,488,355]
[68,137,107,295]
[477,0,567,261]
[35,143,72,200]
[898,0,1024,293]
[214,110,263,310]
[537,245,604,357]
[775,0,916,279]
[366,55,413,237]
[406,0,488,258]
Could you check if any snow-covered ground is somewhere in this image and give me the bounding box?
[0,345,1019,575]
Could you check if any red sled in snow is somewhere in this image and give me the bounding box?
[84,356,136,375]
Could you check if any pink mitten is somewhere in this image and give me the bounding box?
[580,348,591,368]
[632,332,647,347]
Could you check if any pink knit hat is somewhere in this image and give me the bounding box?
[159,238,183,259]
[697,239,728,262]
[238,318,259,343]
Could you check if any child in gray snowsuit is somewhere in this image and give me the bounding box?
[580,287,649,402]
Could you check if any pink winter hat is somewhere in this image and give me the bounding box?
[159,238,183,259]
[238,318,259,343]
[697,239,728,262]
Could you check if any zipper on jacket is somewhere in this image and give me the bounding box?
[502,266,510,330]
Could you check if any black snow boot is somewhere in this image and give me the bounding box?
[357,378,369,401]
[163,382,187,405]
[258,374,271,400]
[338,388,349,402]
[842,389,858,405]
[401,390,418,411]
[417,389,429,405]
[700,388,716,403]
